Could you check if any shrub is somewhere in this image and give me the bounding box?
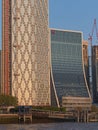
[0,94,18,106]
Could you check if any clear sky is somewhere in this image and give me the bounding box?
[0,0,98,49]
[49,0,98,42]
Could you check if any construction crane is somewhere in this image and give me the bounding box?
[88,19,98,44]
[88,19,98,101]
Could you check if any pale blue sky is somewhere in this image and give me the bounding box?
[0,0,98,49]
[49,0,98,42]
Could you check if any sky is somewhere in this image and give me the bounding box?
[0,0,98,49]
[49,0,98,42]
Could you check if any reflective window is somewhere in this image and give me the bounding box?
[51,30,89,104]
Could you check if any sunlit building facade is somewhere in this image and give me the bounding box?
[83,40,90,91]
[0,50,1,94]
[2,0,50,106]
[83,41,88,67]
[50,29,91,108]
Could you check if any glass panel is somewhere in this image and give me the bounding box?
[51,30,89,104]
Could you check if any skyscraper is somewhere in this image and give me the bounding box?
[92,45,98,103]
[0,50,1,94]
[2,0,50,106]
[83,41,88,67]
[83,40,90,91]
[2,0,11,95]
[50,29,91,109]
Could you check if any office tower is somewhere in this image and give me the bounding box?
[2,0,11,95]
[83,40,90,90]
[83,41,88,67]
[2,0,50,106]
[50,29,91,109]
[92,46,98,103]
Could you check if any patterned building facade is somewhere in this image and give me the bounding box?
[2,0,50,106]
[50,29,91,108]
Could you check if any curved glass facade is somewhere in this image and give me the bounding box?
[51,29,90,105]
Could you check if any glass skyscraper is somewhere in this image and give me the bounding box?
[50,29,91,107]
